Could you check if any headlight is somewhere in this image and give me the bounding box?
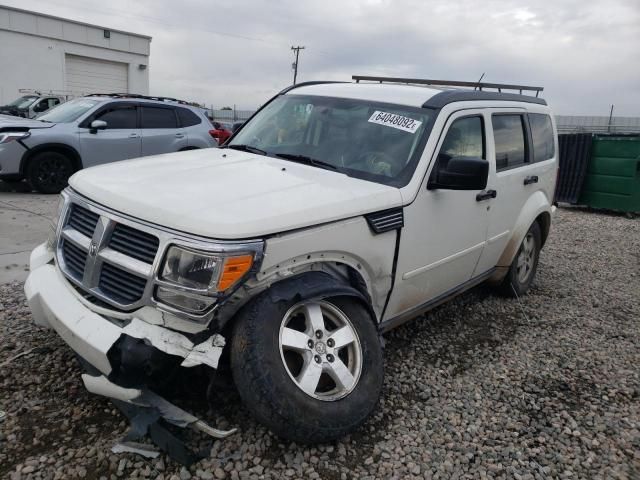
[0,131,30,144]
[157,245,256,316]
[46,195,65,249]
[160,246,255,294]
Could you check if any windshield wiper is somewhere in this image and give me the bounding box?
[224,144,268,156]
[273,153,339,171]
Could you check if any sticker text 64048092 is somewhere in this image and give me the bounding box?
[368,111,423,133]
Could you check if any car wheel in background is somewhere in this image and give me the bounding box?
[26,151,74,194]
[497,221,542,297]
[230,294,383,443]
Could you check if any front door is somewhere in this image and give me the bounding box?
[78,103,141,167]
[383,110,491,321]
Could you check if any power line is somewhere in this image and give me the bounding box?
[291,46,305,85]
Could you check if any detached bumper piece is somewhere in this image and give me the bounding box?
[82,374,236,465]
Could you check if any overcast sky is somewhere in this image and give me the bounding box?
[7,0,640,115]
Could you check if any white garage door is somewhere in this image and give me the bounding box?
[65,54,129,94]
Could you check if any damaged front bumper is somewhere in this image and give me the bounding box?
[24,243,235,457]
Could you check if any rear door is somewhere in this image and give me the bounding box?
[140,105,187,156]
[473,110,556,275]
[78,102,141,167]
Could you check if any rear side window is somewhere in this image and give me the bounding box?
[529,113,555,162]
[492,115,527,170]
[96,105,137,129]
[177,107,202,127]
[141,107,178,128]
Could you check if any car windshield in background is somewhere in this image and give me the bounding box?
[229,95,433,187]
[8,95,38,109]
[37,98,101,123]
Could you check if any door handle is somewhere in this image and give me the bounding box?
[476,189,497,201]
[175,133,185,138]
[524,175,539,185]
[129,133,139,138]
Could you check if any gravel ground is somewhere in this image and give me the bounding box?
[1,207,639,480]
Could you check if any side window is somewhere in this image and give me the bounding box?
[141,107,178,129]
[492,115,527,170]
[95,105,137,129]
[48,98,60,108]
[438,116,485,161]
[177,107,202,127]
[32,100,49,113]
[529,113,555,162]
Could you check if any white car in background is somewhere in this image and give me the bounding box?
[25,76,558,444]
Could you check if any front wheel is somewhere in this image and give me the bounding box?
[498,221,542,297]
[230,294,383,443]
[26,151,74,194]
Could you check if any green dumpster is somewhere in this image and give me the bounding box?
[578,136,640,213]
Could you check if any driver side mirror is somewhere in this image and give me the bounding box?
[427,156,488,190]
[90,120,107,134]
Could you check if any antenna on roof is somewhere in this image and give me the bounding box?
[475,73,485,91]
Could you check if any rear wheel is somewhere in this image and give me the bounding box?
[498,221,541,297]
[26,151,74,194]
[230,293,383,443]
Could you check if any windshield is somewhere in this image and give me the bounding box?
[37,98,101,123]
[8,95,38,109]
[229,95,434,186]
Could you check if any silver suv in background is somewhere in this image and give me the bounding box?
[0,94,217,193]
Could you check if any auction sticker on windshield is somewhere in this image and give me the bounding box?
[368,111,422,133]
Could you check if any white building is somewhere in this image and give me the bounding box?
[0,5,151,104]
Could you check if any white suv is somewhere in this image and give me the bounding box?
[25,76,557,444]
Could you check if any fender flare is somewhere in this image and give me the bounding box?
[221,271,376,331]
[20,143,83,175]
[497,191,552,268]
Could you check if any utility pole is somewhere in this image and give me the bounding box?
[607,104,614,133]
[291,46,305,85]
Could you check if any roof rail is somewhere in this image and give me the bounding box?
[352,75,544,97]
[84,93,191,104]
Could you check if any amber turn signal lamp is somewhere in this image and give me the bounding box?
[218,255,254,290]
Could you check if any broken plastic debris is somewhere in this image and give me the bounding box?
[81,374,237,438]
[120,318,225,369]
[0,410,6,422]
[112,441,160,458]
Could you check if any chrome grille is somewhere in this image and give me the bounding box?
[61,239,87,280]
[99,264,147,304]
[67,204,100,238]
[55,190,264,318]
[109,223,159,264]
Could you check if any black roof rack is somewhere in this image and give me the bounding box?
[352,75,544,97]
[84,93,191,105]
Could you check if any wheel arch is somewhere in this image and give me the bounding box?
[20,143,83,175]
[496,191,553,268]
[217,263,377,337]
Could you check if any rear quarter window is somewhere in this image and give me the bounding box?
[177,107,202,127]
[529,113,555,161]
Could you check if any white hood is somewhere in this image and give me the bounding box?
[69,149,403,239]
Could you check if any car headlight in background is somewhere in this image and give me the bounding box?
[46,195,66,249]
[0,131,30,144]
[156,245,256,314]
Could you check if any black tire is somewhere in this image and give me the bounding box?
[26,151,74,194]
[497,221,542,297]
[230,293,383,443]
